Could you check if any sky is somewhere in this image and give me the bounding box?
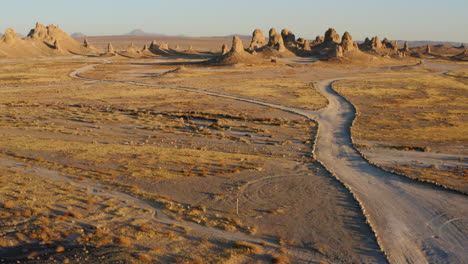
[1,0,467,42]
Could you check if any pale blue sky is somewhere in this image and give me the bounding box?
[2,0,467,42]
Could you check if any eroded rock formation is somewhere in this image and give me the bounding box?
[249,29,266,51]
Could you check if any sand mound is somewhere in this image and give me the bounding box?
[119,43,143,58]
[183,45,202,54]
[256,46,297,58]
[205,36,268,65]
[452,48,468,61]
[149,41,176,56]
[329,49,381,64]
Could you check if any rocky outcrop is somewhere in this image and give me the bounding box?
[335,45,344,57]
[221,44,229,54]
[380,38,398,51]
[267,28,285,51]
[268,28,278,46]
[311,36,325,46]
[1,22,98,57]
[371,37,382,49]
[149,40,158,50]
[27,23,73,44]
[159,42,169,50]
[83,39,90,48]
[425,45,431,54]
[230,36,245,53]
[53,40,60,50]
[324,28,340,44]
[248,29,266,51]
[303,40,311,51]
[0,28,20,44]
[206,35,267,65]
[107,43,115,53]
[27,22,49,40]
[341,32,357,52]
[403,41,410,52]
[452,48,468,61]
[281,29,296,45]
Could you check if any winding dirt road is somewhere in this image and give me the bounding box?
[69,62,468,264]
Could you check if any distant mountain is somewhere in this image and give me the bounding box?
[71,32,87,38]
[396,40,466,48]
[125,29,166,36]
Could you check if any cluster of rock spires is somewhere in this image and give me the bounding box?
[225,27,363,60]
[0,23,100,57]
[215,26,468,64]
[360,36,411,57]
[1,22,465,62]
[0,22,205,58]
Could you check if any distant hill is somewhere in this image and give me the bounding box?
[125,29,166,36]
[71,32,87,38]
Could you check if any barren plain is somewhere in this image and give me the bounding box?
[0,26,467,264]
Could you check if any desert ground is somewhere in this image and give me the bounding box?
[0,24,467,264]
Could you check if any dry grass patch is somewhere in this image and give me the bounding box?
[335,74,467,149]
[335,74,468,190]
[0,59,89,87]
